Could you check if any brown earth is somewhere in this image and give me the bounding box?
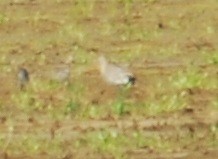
[0,0,217,159]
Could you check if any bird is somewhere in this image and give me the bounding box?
[98,55,135,85]
[51,65,70,84]
[17,67,29,90]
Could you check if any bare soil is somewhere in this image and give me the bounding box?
[0,0,217,158]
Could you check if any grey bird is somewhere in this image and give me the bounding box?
[51,65,70,83]
[98,55,135,85]
[17,67,29,90]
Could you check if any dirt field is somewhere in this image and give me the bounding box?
[0,0,217,158]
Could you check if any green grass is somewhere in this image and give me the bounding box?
[0,13,8,24]
[170,68,217,89]
[0,0,218,158]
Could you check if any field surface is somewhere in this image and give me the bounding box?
[0,0,218,158]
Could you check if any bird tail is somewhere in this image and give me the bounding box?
[128,76,136,85]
